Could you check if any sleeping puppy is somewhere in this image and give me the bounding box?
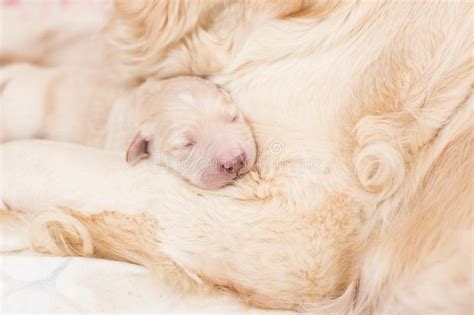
[0,64,256,189]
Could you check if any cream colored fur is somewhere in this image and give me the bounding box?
[1,1,472,313]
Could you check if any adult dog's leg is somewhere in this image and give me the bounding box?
[1,140,360,311]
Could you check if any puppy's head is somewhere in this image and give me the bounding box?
[126,77,257,189]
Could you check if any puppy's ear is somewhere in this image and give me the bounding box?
[126,132,150,164]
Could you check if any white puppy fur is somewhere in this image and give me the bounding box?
[1,1,472,313]
[1,65,256,189]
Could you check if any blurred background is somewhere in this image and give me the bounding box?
[1,0,110,67]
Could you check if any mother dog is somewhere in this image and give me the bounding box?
[1,1,472,313]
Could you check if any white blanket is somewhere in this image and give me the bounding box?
[1,253,289,313]
[0,220,289,313]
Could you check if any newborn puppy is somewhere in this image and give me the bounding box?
[1,64,256,189]
[124,77,257,189]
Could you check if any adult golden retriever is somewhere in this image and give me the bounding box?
[1,1,472,314]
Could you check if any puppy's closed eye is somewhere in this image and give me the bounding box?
[228,112,241,123]
[170,133,196,151]
[182,132,196,149]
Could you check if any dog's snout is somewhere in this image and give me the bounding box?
[218,152,246,174]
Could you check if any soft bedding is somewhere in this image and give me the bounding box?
[1,254,287,313]
[0,216,288,313]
